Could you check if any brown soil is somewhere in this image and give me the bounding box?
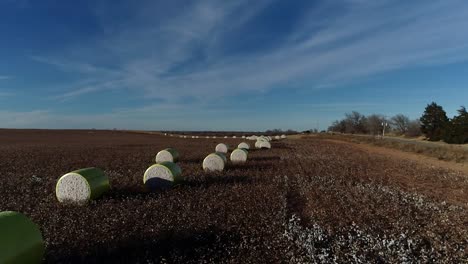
[0,130,466,263]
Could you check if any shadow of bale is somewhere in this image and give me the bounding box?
[183,175,253,188]
[101,186,161,201]
[248,156,281,162]
[46,228,241,263]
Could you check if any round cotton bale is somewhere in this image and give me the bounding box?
[206,136,210,139]
[232,136,236,138]
[255,140,261,149]
[224,136,228,138]
[155,148,179,163]
[143,162,182,191]
[241,135,246,138]
[230,148,248,163]
[275,135,280,140]
[215,143,229,153]
[56,167,109,204]
[281,134,286,139]
[260,141,271,149]
[251,135,258,140]
[0,211,45,264]
[212,136,217,139]
[203,152,226,171]
[238,142,250,150]
[257,136,268,142]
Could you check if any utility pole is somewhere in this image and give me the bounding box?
[382,122,389,138]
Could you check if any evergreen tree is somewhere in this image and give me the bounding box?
[443,106,468,144]
[420,102,448,141]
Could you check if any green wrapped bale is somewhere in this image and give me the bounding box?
[56,167,109,204]
[215,143,229,153]
[144,162,182,191]
[0,211,44,264]
[156,148,179,163]
[238,142,250,150]
[203,152,226,172]
[230,148,248,163]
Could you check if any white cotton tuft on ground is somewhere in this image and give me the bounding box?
[238,142,250,150]
[143,162,182,191]
[156,148,179,163]
[230,148,248,163]
[215,143,229,153]
[203,153,226,171]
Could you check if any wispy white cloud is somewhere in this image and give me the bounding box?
[0,75,11,80]
[33,0,468,104]
[0,92,13,97]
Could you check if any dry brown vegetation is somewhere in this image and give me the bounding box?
[318,133,468,163]
[0,130,467,263]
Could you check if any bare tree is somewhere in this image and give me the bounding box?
[405,120,422,137]
[391,114,410,135]
[344,111,368,134]
[366,114,386,135]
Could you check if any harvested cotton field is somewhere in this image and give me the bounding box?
[0,129,467,263]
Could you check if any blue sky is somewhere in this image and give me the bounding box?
[1,0,467,131]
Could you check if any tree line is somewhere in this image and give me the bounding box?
[328,102,467,144]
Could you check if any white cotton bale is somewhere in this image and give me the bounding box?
[230,148,248,163]
[203,153,226,172]
[215,143,229,153]
[224,136,228,138]
[275,135,280,140]
[255,141,261,149]
[0,211,45,264]
[241,136,246,138]
[156,148,179,163]
[144,162,182,191]
[238,142,250,150]
[281,134,286,139]
[206,136,210,139]
[56,168,110,204]
[257,136,268,142]
[212,136,216,139]
[232,136,236,138]
[251,135,258,140]
[259,141,271,149]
